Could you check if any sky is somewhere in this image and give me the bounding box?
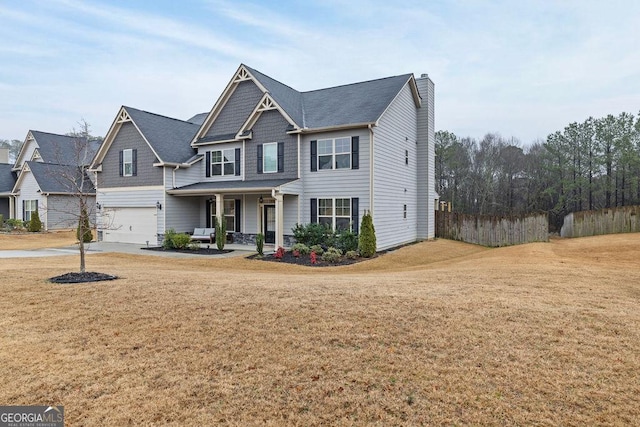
[1,0,639,146]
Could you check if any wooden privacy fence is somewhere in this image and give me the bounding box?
[561,205,640,238]
[435,211,549,247]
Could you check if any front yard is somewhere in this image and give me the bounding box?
[0,233,639,425]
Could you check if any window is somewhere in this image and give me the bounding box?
[123,149,133,176]
[405,150,409,165]
[263,142,278,173]
[24,200,37,222]
[403,204,407,219]
[211,199,237,231]
[317,137,351,170]
[318,198,351,231]
[211,149,235,176]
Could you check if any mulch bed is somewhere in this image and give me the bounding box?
[141,247,233,255]
[50,272,118,284]
[249,251,374,267]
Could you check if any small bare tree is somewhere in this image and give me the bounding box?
[41,119,102,273]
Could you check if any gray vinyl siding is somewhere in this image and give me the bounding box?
[45,194,96,230]
[205,80,263,139]
[283,195,299,236]
[244,110,298,181]
[373,82,419,250]
[299,128,371,225]
[15,171,43,224]
[416,76,436,239]
[196,141,243,182]
[244,195,259,234]
[169,162,204,189]
[164,195,200,234]
[98,122,163,188]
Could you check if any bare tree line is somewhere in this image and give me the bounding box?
[436,112,640,231]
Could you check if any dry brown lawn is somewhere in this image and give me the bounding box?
[1,233,639,426]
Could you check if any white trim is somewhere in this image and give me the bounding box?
[235,93,298,139]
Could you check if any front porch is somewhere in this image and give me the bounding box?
[166,179,301,248]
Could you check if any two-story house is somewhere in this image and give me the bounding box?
[9,131,100,230]
[91,64,435,250]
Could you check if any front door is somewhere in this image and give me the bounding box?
[264,205,276,244]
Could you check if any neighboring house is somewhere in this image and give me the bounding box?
[0,163,16,220]
[10,131,100,229]
[91,64,435,250]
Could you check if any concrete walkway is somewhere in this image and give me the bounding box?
[0,242,257,259]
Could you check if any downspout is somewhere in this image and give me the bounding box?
[368,124,375,215]
[297,133,301,224]
[172,164,180,189]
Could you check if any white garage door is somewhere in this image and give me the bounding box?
[103,207,158,244]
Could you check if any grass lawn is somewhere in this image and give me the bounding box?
[0,232,639,425]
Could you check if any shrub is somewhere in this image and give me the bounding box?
[337,228,358,252]
[7,218,23,230]
[77,206,92,243]
[345,250,359,259]
[321,247,343,263]
[163,228,177,249]
[274,246,285,259]
[291,242,310,255]
[172,233,192,249]
[215,216,226,251]
[256,233,265,256]
[292,222,335,247]
[28,211,42,232]
[0,214,4,228]
[310,251,318,264]
[358,211,376,258]
[309,244,324,255]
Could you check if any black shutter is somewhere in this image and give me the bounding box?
[119,150,123,176]
[205,151,211,177]
[132,149,138,176]
[205,200,211,228]
[310,198,317,223]
[235,148,241,176]
[310,140,317,172]
[235,199,241,232]
[351,198,359,234]
[22,200,26,221]
[277,142,284,173]
[257,144,263,174]
[351,136,359,169]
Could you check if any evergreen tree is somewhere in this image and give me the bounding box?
[28,211,42,232]
[358,211,376,258]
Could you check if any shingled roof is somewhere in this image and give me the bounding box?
[243,65,415,129]
[29,131,101,166]
[124,107,200,164]
[0,164,16,194]
[26,161,95,194]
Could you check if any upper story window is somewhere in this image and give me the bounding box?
[311,136,358,172]
[206,148,240,177]
[318,137,350,170]
[212,149,234,176]
[119,149,137,177]
[263,142,278,173]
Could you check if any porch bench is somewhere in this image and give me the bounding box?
[190,228,216,243]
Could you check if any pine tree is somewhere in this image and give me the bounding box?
[358,210,376,258]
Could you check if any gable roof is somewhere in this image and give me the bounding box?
[186,112,208,125]
[194,64,420,143]
[93,106,200,168]
[0,163,16,195]
[24,161,95,194]
[14,131,101,170]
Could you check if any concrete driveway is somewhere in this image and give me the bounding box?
[0,242,254,259]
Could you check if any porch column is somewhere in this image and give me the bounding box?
[215,193,224,229]
[274,192,284,248]
[9,195,15,219]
